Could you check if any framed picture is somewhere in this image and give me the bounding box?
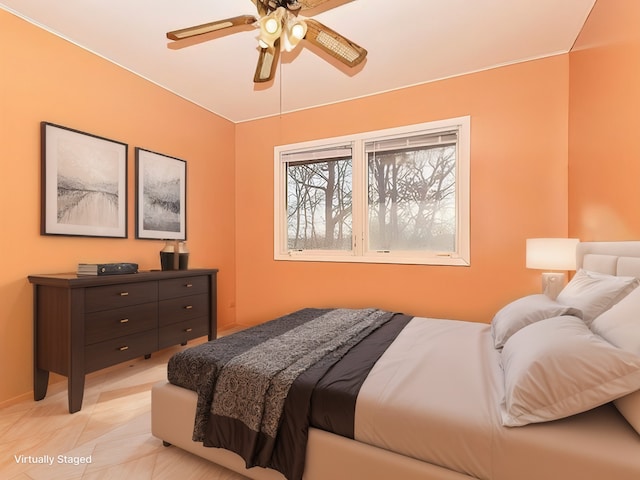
[41,122,128,238]
[135,148,187,240]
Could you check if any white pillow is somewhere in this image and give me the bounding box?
[591,285,640,356]
[590,287,640,434]
[614,391,640,435]
[500,315,640,427]
[491,294,582,349]
[556,269,638,324]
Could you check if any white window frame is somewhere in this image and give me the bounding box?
[274,116,470,266]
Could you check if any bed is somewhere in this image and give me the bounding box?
[151,241,640,480]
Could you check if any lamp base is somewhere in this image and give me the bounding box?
[541,272,566,300]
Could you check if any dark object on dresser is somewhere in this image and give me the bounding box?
[28,268,218,413]
[77,262,139,276]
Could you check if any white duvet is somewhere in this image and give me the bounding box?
[354,317,640,480]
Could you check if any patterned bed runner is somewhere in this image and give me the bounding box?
[168,307,401,480]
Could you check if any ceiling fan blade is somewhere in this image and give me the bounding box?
[254,38,281,83]
[304,19,367,67]
[298,0,334,9]
[167,15,257,41]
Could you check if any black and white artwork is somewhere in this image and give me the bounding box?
[135,148,186,240]
[41,122,128,238]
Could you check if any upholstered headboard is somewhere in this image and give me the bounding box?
[577,241,640,278]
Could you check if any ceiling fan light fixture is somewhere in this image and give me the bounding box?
[258,7,286,48]
[290,21,307,40]
[283,18,308,52]
[264,17,280,34]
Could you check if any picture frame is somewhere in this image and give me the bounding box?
[135,148,187,240]
[41,122,128,238]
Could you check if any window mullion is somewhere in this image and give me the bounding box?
[351,140,366,256]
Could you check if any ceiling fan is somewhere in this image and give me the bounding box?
[166,0,367,83]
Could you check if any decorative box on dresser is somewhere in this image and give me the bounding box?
[28,268,218,413]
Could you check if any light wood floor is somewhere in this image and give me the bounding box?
[0,336,251,480]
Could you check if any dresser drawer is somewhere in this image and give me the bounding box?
[159,275,209,299]
[158,293,209,326]
[85,330,158,373]
[85,281,158,313]
[159,317,208,349]
[85,303,158,345]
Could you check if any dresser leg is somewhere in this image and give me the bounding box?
[68,373,85,414]
[34,367,49,401]
[144,354,151,360]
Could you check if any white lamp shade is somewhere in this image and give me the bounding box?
[526,238,580,271]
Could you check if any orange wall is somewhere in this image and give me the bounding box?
[0,10,236,405]
[569,0,640,239]
[4,2,607,406]
[235,56,571,326]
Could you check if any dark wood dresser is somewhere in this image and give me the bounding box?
[28,268,218,413]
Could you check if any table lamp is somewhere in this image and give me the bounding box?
[526,238,579,300]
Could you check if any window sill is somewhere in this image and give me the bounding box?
[274,252,470,266]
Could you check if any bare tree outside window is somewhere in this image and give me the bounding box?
[368,144,456,252]
[286,157,352,250]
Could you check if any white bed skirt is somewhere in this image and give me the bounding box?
[151,381,474,480]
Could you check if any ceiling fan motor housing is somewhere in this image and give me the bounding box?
[262,0,302,13]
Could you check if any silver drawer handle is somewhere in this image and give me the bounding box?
[119,292,129,297]
[184,305,193,310]
[185,328,193,333]
[118,346,129,351]
[120,318,129,324]
[185,283,193,288]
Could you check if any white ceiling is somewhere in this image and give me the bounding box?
[1,0,595,123]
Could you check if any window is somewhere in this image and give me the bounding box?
[274,116,470,266]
